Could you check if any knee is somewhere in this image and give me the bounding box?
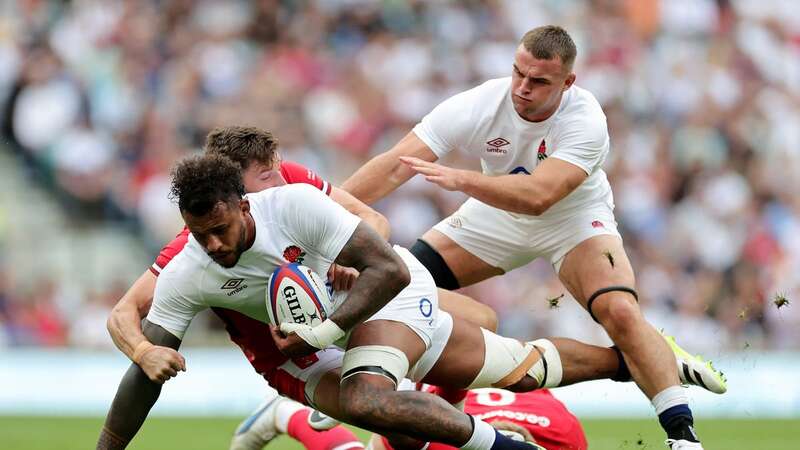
[595,296,642,339]
[474,303,498,332]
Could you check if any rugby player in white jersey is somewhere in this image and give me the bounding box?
[342,26,723,450]
[98,153,709,450]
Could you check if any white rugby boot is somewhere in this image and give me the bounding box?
[666,439,704,449]
[229,391,302,450]
[306,408,341,431]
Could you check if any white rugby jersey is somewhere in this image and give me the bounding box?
[147,184,361,339]
[413,77,614,218]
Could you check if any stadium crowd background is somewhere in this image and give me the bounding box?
[0,0,798,354]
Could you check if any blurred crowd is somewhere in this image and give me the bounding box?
[1,0,799,352]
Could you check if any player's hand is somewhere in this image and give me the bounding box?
[138,346,186,384]
[269,324,317,358]
[327,264,359,292]
[399,156,473,192]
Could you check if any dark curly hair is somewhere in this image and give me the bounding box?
[205,126,279,169]
[170,153,245,216]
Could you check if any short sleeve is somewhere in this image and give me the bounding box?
[549,114,610,176]
[412,89,475,158]
[280,161,331,195]
[150,228,190,276]
[146,272,206,340]
[277,184,361,261]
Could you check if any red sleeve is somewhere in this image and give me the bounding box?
[279,161,332,195]
[149,227,190,276]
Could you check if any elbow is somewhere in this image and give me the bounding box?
[387,259,411,294]
[366,211,390,238]
[107,304,122,335]
[523,198,553,216]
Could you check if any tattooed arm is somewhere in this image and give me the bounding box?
[328,221,410,331]
[96,320,182,450]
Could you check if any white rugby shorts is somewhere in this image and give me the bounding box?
[432,198,621,273]
[362,245,440,349]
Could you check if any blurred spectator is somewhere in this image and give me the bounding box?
[0,0,798,350]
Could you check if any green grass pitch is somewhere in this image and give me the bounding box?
[1,416,795,449]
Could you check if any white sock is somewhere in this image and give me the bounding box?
[274,400,305,434]
[651,385,689,415]
[459,417,496,450]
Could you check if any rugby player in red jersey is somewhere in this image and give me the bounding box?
[370,384,586,450]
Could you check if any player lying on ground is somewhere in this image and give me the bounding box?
[342,25,725,450]
[369,382,587,450]
[103,127,497,450]
[97,154,721,450]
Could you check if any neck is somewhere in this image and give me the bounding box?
[243,212,256,251]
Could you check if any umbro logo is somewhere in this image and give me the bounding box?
[486,137,510,147]
[221,278,248,296]
[486,137,510,155]
[221,279,245,289]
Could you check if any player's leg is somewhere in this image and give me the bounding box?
[415,231,504,288]
[338,319,536,450]
[438,288,498,332]
[558,234,701,445]
[251,351,363,450]
[420,311,619,391]
[230,389,363,450]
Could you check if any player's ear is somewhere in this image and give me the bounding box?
[563,72,576,91]
[239,198,250,214]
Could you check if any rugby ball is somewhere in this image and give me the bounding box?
[266,263,333,327]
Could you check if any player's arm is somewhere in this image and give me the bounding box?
[401,113,607,215]
[107,270,186,383]
[453,157,587,215]
[96,320,182,450]
[330,186,390,240]
[271,186,410,354]
[341,131,438,205]
[328,221,410,331]
[107,270,156,359]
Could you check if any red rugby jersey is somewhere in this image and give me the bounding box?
[385,389,587,450]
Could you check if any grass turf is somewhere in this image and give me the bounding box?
[1,417,795,449]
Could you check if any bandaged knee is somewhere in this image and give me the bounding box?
[528,338,563,388]
[340,345,410,388]
[467,330,563,389]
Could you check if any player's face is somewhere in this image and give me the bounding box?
[184,200,251,268]
[241,159,286,193]
[510,45,576,122]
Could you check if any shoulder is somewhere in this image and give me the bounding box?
[155,242,206,295]
[280,161,329,193]
[558,86,607,126]
[553,86,608,142]
[256,184,327,216]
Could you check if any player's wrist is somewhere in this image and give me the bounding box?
[132,340,155,365]
[309,319,346,349]
[457,169,479,192]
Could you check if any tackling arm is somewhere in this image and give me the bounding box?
[96,321,182,450]
[341,131,437,205]
[459,157,587,215]
[403,156,587,216]
[107,270,156,359]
